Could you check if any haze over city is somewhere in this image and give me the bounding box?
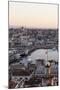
[9,2,58,29]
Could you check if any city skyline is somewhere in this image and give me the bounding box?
[9,2,58,29]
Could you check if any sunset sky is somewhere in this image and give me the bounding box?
[9,2,58,29]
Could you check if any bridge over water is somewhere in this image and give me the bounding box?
[27,44,58,55]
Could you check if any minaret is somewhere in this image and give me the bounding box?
[45,49,48,65]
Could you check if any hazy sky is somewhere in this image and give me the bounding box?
[9,2,58,28]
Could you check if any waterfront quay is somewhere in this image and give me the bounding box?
[9,27,58,63]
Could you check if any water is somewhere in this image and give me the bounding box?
[28,49,58,62]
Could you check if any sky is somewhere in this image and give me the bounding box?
[9,2,58,29]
